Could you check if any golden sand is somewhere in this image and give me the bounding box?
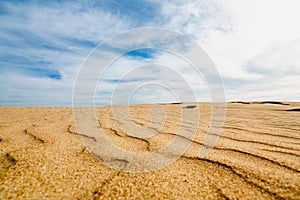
[0,102,300,199]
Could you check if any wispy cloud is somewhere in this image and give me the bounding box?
[0,0,134,106]
[0,0,300,106]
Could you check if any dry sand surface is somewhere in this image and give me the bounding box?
[0,102,300,199]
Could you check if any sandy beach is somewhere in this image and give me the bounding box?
[0,102,299,199]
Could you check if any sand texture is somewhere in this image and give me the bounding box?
[0,102,300,199]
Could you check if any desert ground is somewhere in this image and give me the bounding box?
[0,102,299,199]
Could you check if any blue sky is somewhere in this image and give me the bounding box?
[1,0,300,106]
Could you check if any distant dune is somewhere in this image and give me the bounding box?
[0,102,299,199]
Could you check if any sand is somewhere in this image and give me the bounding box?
[0,102,299,199]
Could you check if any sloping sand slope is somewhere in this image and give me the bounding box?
[0,103,299,199]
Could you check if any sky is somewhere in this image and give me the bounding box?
[0,0,300,106]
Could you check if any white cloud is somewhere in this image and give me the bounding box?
[95,51,207,105]
[0,1,132,106]
[1,1,131,41]
[245,39,300,76]
[157,0,300,101]
[0,72,72,106]
[1,0,300,105]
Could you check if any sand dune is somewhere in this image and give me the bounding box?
[0,103,300,199]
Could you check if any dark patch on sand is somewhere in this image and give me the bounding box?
[183,105,197,109]
[0,153,17,171]
[253,101,289,105]
[230,101,250,104]
[286,108,300,112]
[5,153,16,165]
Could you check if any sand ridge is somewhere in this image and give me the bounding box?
[0,103,300,199]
